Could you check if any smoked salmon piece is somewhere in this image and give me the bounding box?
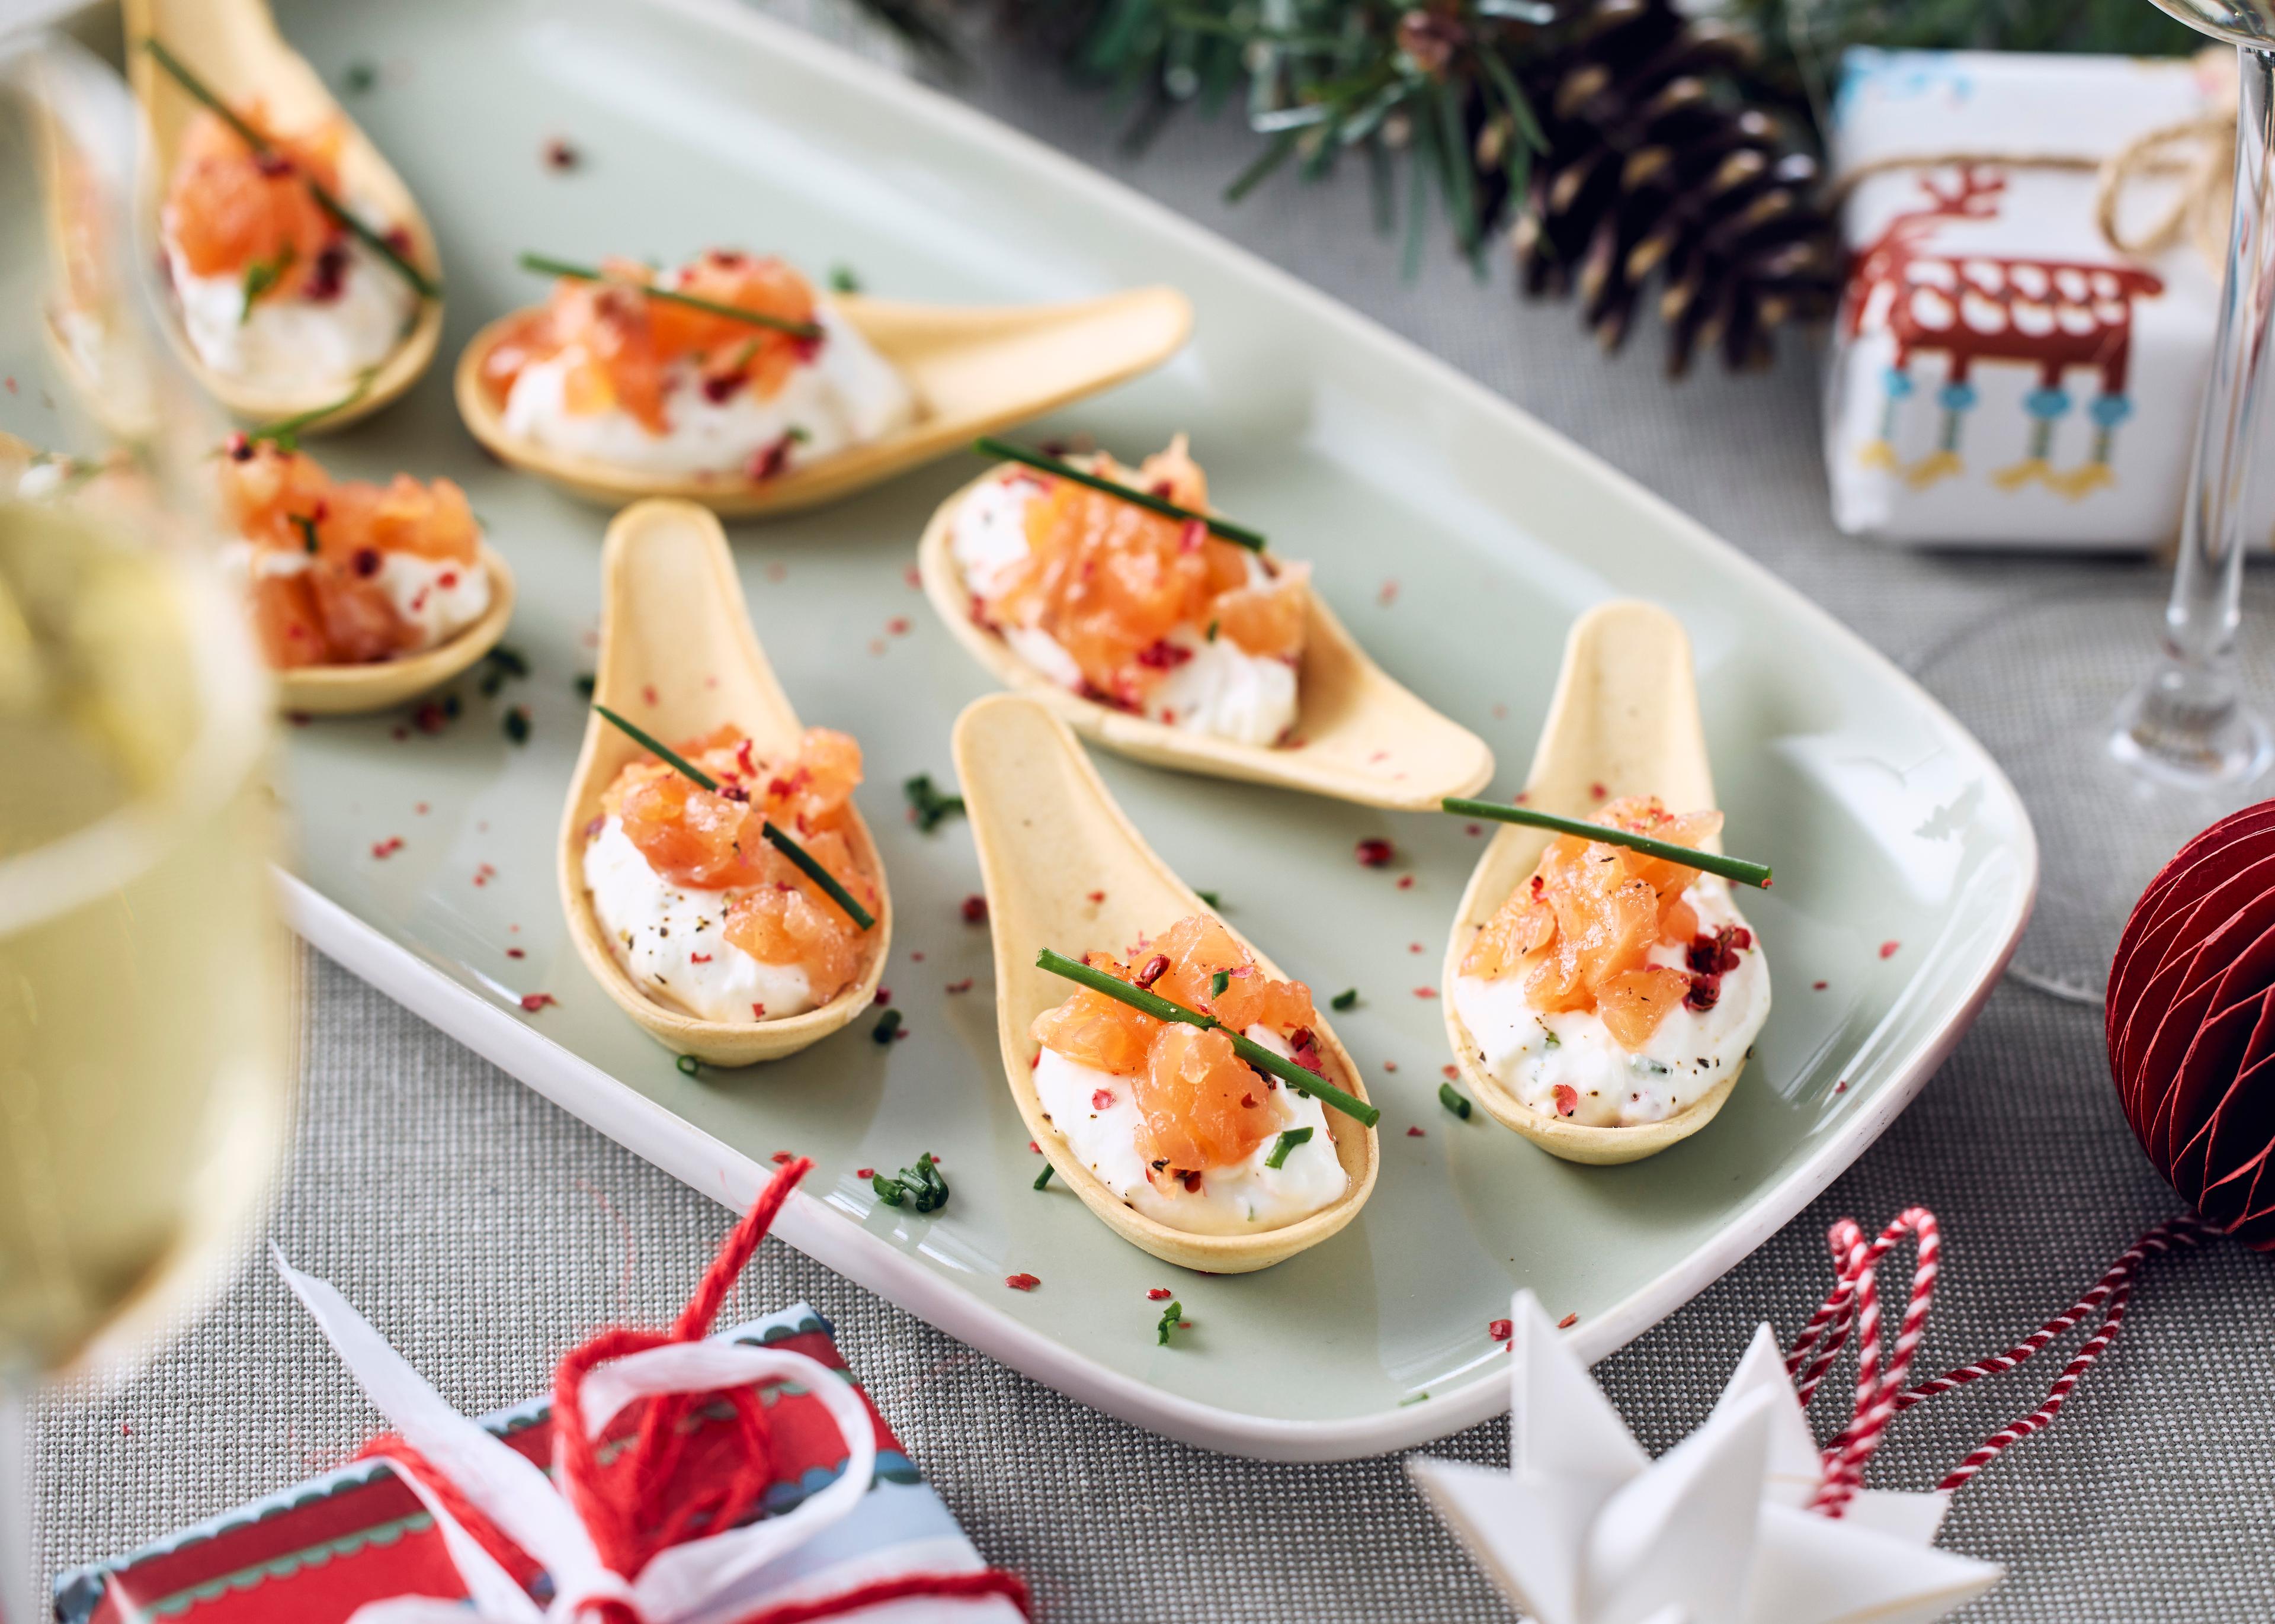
[978,439,1309,711]
[1031,913,1321,1173]
[1463,794,1722,1049]
[164,106,345,292]
[479,251,822,434]
[601,727,879,1003]
[215,439,481,668]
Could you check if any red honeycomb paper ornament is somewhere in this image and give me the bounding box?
[2108,801,2275,1247]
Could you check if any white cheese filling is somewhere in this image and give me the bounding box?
[950,470,1300,748]
[1450,877,1771,1128]
[374,552,491,650]
[164,232,416,396]
[216,542,491,657]
[499,302,913,477]
[581,817,818,1024]
[1032,1025,1345,1235]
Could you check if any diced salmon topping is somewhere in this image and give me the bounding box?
[1463,795,1724,1049]
[600,727,877,1003]
[163,105,348,293]
[975,438,1309,710]
[478,250,822,434]
[216,441,479,669]
[1030,913,1322,1173]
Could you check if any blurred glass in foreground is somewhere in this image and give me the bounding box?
[0,33,291,1623]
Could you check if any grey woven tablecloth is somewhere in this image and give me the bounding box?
[31,7,2275,1619]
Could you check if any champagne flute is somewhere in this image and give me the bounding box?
[0,37,291,1622]
[2110,6,2275,786]
[1908,17,2275,1003]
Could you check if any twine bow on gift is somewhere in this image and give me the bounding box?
[274,1157,1028,1624]
[1833,50,2241,272]
[1782,1206,2212,1517]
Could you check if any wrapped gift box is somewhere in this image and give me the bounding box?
[50,1303,1014,1624]
[1825,48,2267,551]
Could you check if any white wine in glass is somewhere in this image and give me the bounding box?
[0,37,292,1624]
[0,499,290,1624]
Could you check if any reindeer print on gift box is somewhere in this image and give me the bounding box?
[1846,166,2164,499]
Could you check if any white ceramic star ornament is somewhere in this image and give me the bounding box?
[1409,1292,2002,1624]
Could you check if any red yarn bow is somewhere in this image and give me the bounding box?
[358,1157,1029,1623]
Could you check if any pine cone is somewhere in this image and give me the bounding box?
[1509,0,1840,375]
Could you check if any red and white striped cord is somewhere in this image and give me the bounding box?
[1782,1209,2208,1515]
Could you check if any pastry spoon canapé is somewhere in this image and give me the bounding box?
[954,692,1378,1272]
[919,455,1495,810]
[456,284,1192,516]
[1441,599,1749,1166]
[124,0,443,429]
[557,499,890,1065]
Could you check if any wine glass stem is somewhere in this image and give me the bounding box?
[2115,44,2275,784]
[2176,49,2275,664]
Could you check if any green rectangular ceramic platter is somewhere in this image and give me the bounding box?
[0,0,2035,1460]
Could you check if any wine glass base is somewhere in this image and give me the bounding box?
[1910,581,2275,1006]
[2109,659,2275,788]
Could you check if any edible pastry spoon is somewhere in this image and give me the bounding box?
[557,499,891,1065]
[1441,599,1736,1164]
[455,286,1193,516]
[953,692,1378,1272]
[124,0,443,428]
[273,545,516,715]
[919,463,1495,809]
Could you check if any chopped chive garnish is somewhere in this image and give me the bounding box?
[975,437,1267,551]
[829,264,861,294]
[1206,620,1219,642]
[1155,1298,1184,1346]
[1036,949,1380,1128]
[241,244,294,323]
[871,1150,947,1212]
[1441,797,1773,890]
[1331,988,1358,1012]
[1264,1126,1313,1168]
[519,253,822,339]
[291,513,319,554]
[575,673,597,698]
[343,61,377,94]
[676,1054,700,1076]
[903,773,966,833]
[1399,1391,1429,1407]
[143,40,439,301]
[1032,1163,1055,1190]
[480,644,530,697]
[872,1007,902,1045]
[760,821,876,930]
[503,706,531,745]
[590,704,874,929]
[1209,970,1230,998]
[1438,1081,1472,1119]
[1197,890,1222,909]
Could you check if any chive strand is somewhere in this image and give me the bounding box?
[1034,949,1379,1128]
[142,40,437,301]
[520,253,822,339]
[760,821,876,931]
[590,705,875,931]
[1441,796,1773,890]
[246,370,376,450]
[592,705,718,789]
[975,437,1267,551]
